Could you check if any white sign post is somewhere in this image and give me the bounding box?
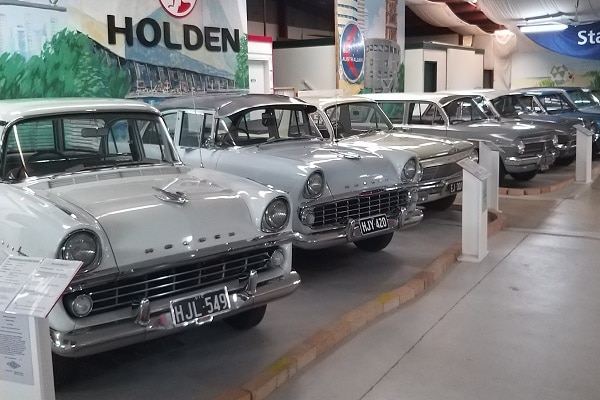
[575,124,594,184]
[478,141,500,212]
[0,254,81,400]
[457,158,492,263]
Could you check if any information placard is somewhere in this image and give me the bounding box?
[0,313,33,385]
[0,257,81,318]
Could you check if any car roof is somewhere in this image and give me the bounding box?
[0,98,160,125]
[360,92,453,103]
[156,93,317,117]
[300,95,375,108]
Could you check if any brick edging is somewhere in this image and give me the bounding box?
[499,164,600,196]
[215,211,507,400]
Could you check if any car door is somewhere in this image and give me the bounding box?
[400,101,449,138]
[162,109,223,169]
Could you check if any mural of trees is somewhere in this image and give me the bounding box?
[235,34,249,89]
[0,29,131,99]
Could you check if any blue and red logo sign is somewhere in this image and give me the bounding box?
[160,0,197,18]
[340,23,365,83]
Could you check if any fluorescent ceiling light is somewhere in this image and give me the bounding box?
[519,23,568,33]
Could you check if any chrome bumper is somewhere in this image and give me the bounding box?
[503,149,557,173]
[294,207,423,250]
[417,175,462,204]
[50,271,301,357]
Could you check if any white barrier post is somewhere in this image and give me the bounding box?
[478,141,500,212]
[457,158,491,263]
[575,124,593,184]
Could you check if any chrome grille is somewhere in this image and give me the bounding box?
[63,247,277,317]
[309,188,407,228]
[421,162,462,182]
[523,140,553,155]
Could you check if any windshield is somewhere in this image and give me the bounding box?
[566,89,600,107]
[218,106,323,146]
[443,98,488,124]
[322,102,393,139]
[1,112,178,181]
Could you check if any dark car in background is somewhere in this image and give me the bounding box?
[361,92,558,183]
[491,88,600,156]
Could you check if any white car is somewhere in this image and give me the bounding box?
[0,98,299,364]
[158,93,423,252]
[301,95,475,211]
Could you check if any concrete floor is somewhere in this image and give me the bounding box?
[269,172,600,400]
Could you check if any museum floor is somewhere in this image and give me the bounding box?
[55,162,600,400]
[267,169,600,400]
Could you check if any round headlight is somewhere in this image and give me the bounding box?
[70,294,93,317]
[469,149,479,163]
[402,158,421,182]
[262,197,290,232]
[516,140,525,154]
[59,230,101,273]
[304,171,324,198]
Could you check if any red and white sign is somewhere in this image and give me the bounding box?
[159,0,197,18]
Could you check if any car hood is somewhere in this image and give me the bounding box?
[339,130,472,159]
[455,119,556,140]
[217,140,401,198]
[33,168,259,268]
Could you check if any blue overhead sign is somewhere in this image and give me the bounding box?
[525,21,600,60]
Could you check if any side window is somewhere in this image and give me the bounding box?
[181,112,204,147]
[380,102,404,124]
[422,104,444,125]
[162,113,177,140]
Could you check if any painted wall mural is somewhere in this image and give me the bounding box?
[0,0,248,102]
[337,0,405,94]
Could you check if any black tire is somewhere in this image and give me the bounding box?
[424,194,457,211]
[553,155,576,166]
[52,353,76,389]
[509,170,538,181]
[353,232,394,252]
[224,305,267,330]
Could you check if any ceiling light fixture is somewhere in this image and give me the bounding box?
[519,23,568,33]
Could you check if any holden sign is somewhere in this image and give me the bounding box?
[160,0,197,18]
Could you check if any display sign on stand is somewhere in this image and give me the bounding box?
[457,158,492,263]
[478,142,500,212]
[575,124,594,184]
[0,252,81,400]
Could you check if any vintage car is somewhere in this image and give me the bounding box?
[157,94,423,252]
[494,88,600,155]
[452,92,580,166]
[0,98,300,364]
[301,95,475,211]
[361,92,559,182]
[519,86,600,113]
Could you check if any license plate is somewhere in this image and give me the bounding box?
[170,287,231,326]
[359,215,388,235]
[449,181,463,194]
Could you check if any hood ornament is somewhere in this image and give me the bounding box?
[153,186,188,204]
[330,149,361,160]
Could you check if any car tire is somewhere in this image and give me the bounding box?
[509,170,537,181]
[224,305,267,330]
[424,194,457,211]
[52,354,76,388]
[553,155,575,166]
[353,232,394,252]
